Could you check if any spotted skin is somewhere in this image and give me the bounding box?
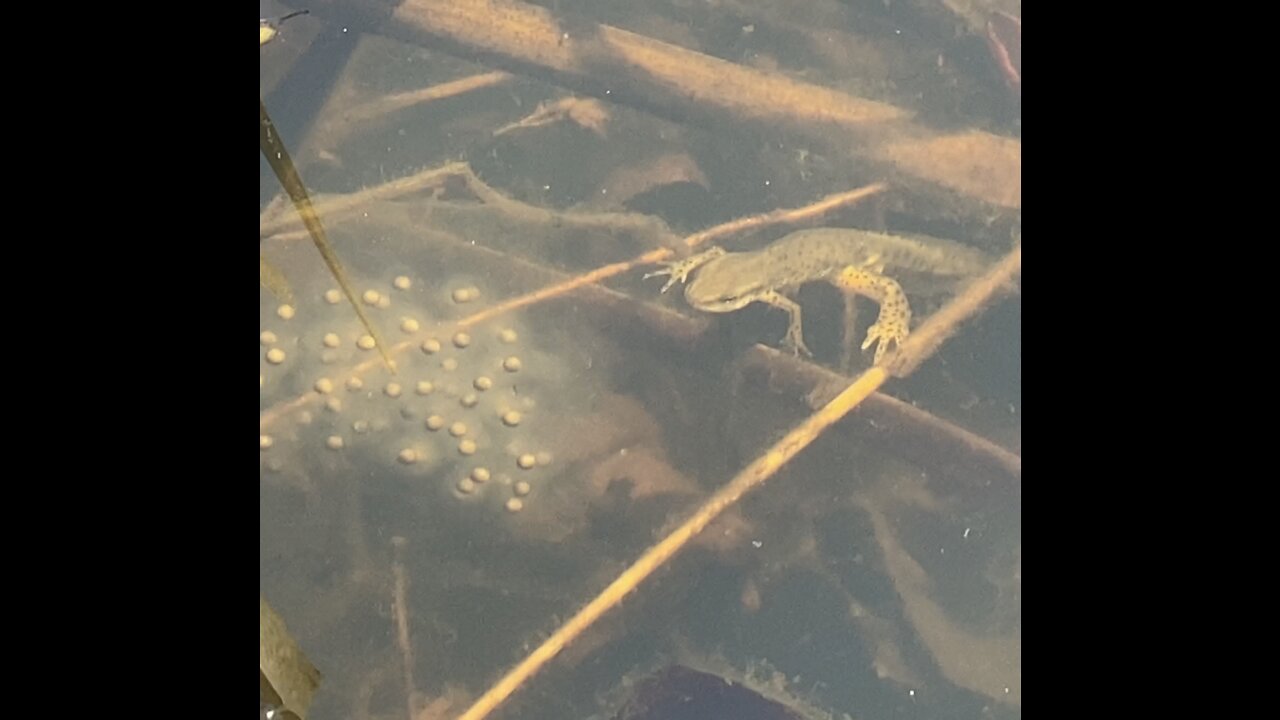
[646,228,990,365]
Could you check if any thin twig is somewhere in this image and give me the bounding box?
[683,183,890,249]
[260,163,467,238]
[454,242,1023,720]
[261,162,679,250]
[260,178,886,428]
[315,0,1018,208]
[888,244,1021,377]
[262,98,396,371]
[346,72,513,125]
[456,182,888,327]
[259,225,710,432]
[315,72,517,153]
[391,536,416,720]
[741,345,1021,479]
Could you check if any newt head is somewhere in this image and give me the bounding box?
[683,253,770,312]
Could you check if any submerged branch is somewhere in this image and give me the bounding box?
[455,241,1023,720]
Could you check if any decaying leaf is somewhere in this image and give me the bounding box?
[261,595,321,719]
[493,97,611,137]
[260,253,295,305]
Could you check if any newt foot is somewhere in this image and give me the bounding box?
[862,320,908,366]
[644,247,726,293]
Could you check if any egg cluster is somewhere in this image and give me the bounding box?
[260,272,569,513]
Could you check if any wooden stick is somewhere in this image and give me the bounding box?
[455,242,1023,720]
[458,181,889,328]
[309,0,1019,208]
[260,163,465,238]
[259,224,709,431]
[391,537,416,720]
[345,71,512,124]
[740,345,1021,480]
[261,161,886,340]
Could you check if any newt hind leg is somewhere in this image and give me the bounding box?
[833,265,911,366]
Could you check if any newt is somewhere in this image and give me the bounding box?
[646,227,992,365]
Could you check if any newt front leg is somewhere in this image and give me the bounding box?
[644,246,727,293]
[756,291,813,357]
